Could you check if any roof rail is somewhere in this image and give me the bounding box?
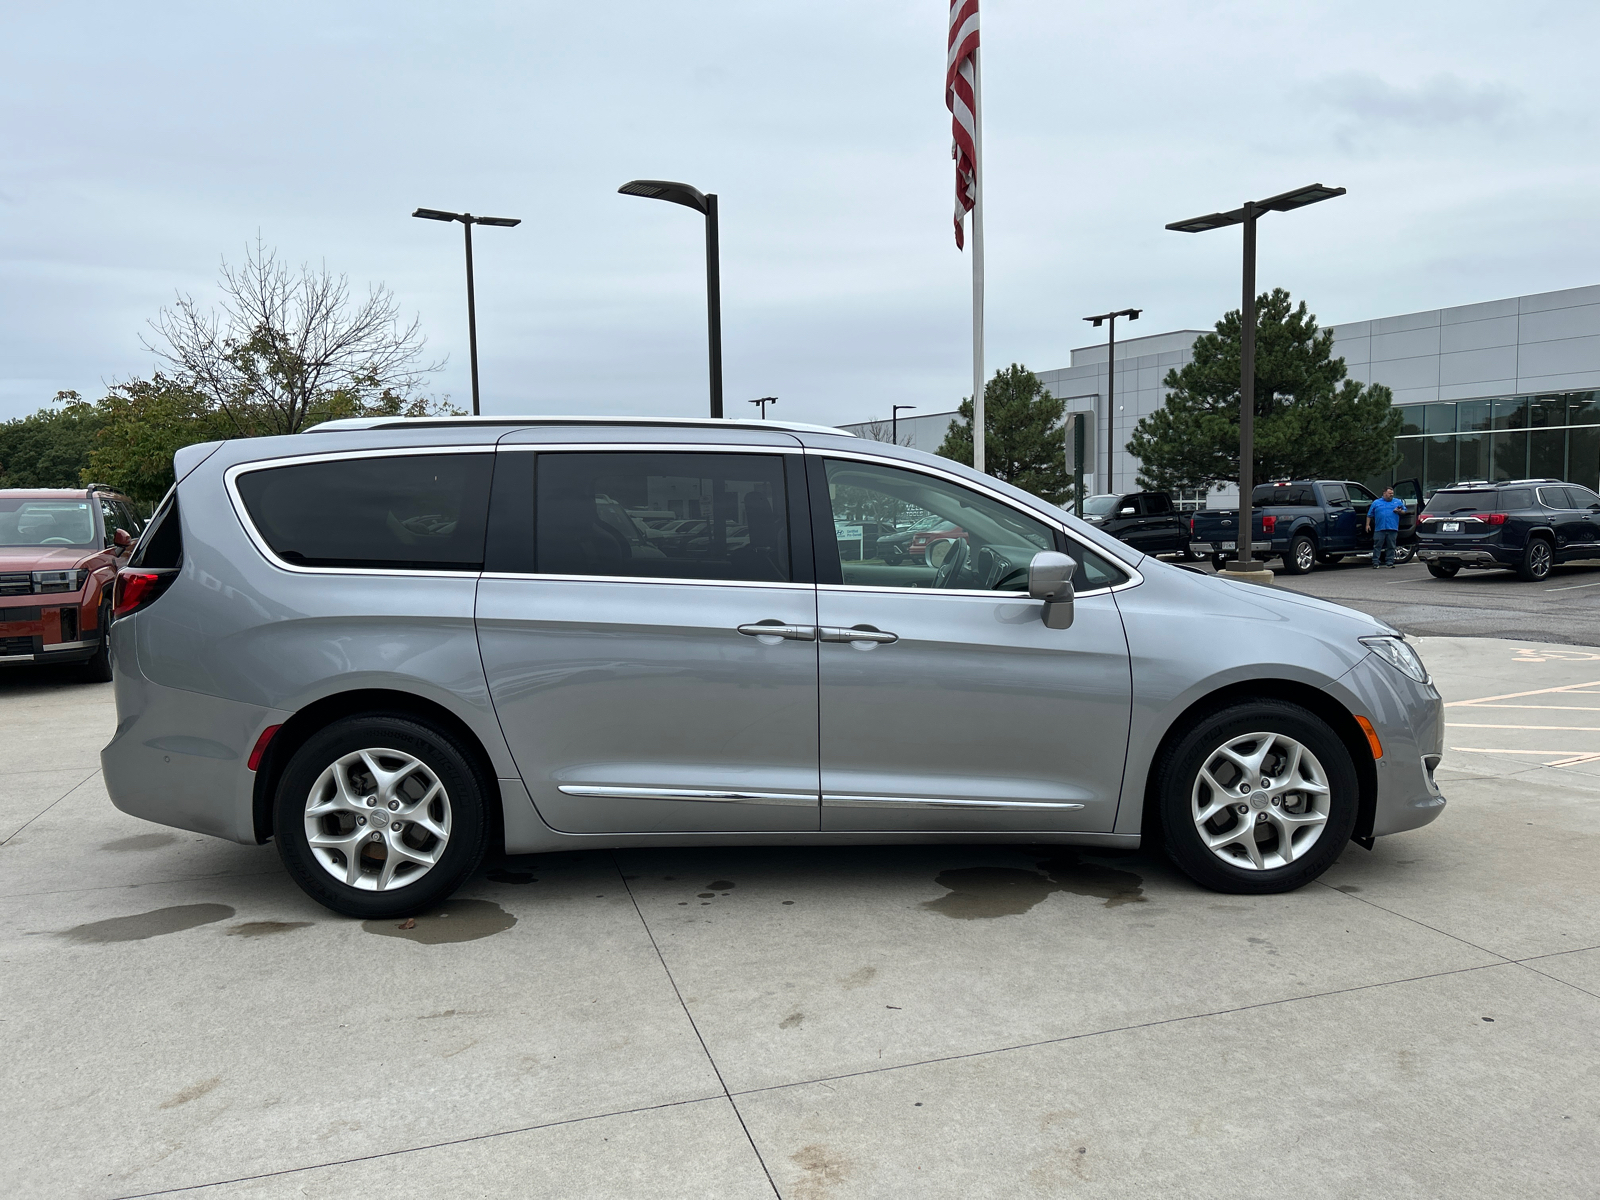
[304,415,856,437]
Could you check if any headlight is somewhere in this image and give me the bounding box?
[1360,635,1429,684]
[32,569,86,594]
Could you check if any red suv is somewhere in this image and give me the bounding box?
[0,486,142,680]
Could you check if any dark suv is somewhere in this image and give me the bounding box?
[0,485,142,679]
[1416,479,1600,582]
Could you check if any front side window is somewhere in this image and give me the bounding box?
[236,453,493,570]
[1571,486,1600,509]
[0,499,96,547]
[821,458,1123,592]
[535,452,791,583]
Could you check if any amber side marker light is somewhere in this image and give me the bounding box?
[1354,716,1384,760]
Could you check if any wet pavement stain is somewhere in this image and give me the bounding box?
[62,903,235,943]
[362,898,516,944]
[779,1011,805,1029]
[1335,884,1363,893]
[923,855,1146,919]
[1037,853,1147,908]
[159,1075,221,1109]
[922,867,1059,919]
[99,833,178,852]
[708,880,735,890]
[226,921,312,938]
[486,868,538,884]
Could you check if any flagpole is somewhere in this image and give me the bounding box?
[970,48,985,475]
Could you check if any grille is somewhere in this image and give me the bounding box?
[0,607,41,624]
[0,573,32,596]
[0,635,36,657]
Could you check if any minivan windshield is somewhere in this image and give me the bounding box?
[0,499,96,547]
[1424,489,1531,515]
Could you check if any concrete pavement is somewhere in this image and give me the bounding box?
[1,640,1598,1198]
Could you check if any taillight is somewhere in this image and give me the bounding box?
[112,569,178,619]
[1485,513,1509,525]
[1188,516,1196,534]
[1262,515,1277,533]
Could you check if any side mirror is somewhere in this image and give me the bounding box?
[1028,551,1077,630]
[113,528,132,550]
[1118,506,1136,516]
[1589,504,1600,513]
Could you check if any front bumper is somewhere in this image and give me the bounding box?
[0,595,97,663]
[1326,652,1447,839]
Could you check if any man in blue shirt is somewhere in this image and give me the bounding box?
[1366,486,1408,568]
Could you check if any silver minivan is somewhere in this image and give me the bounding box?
[103,417,1446,918]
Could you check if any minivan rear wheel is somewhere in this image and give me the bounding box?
[1154,700,1358,894]
[274,714,490,918]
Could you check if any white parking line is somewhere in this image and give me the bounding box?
[1448,722,1600,731]
[1544,580,1600,593]
[1451,747,1600,765]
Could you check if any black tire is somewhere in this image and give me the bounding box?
[1178,543,1201,562]
[1427,562,1460,579]
[79,602,113,683]
[1211,553,1229,572]
[274,713,492,919]
[1281,534,1317,576]
[1154,699,1358,895]
[880,551,901,566]
[1515,537,1553,582]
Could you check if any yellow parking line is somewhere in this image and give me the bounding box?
[1447,680,1600,707]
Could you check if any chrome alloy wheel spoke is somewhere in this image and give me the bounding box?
[1191,731,1332,872]
[303,747,451,892]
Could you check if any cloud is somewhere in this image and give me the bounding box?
[1315,72,1522,148]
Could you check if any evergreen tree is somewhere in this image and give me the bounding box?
[937,364,1072,504]
[1127,288,1400,492]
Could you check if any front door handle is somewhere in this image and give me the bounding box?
[737,622,818,642]
[819,625,899,645]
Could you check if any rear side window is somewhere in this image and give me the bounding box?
[1321,483,1349,505]
[535,451,792,583]
[1537,487,1575,509]
[1141,493,1173,515]
[130,495,182,568]
[236,453,493,571]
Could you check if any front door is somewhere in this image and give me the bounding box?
[810,456,1132,833]
[477,447,821,833]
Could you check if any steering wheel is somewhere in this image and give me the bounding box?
[932,537,969,589]
[41,537,73,545]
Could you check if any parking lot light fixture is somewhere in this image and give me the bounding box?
[411,208,522,416]
[892,405,917,446]
[750,396,778,419]
[1082,308,1141,494]
[1166,183,1345,572]
[618,179,723,419]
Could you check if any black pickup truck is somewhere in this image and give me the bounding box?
[1190,478,1423,574]
[1079,491,1194,557]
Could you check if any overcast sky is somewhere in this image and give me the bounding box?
[3,0,1597,428]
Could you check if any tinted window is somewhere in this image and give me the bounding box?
[535,452,790,583]
[1347,483,1378,505]
[1572,487,1600,509]
[130,495,182,568]
[0,498,96,547]
[1141,493,1173,515]
[237,453,493,570]
[1251,484,1313,506]
[1537,487,1575,510]
[1424,489,1530,515]
[1321,483,1349,505]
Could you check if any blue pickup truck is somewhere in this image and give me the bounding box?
[1190,478,1423,574]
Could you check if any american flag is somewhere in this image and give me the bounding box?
[946,0,980,248]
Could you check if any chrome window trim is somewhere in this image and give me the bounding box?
[481,572,811,592]
[821,794,1085,811]
[223,447,495,578]
[557,785,818,807]
[807,448,1144,596]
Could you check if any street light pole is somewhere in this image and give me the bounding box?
[1082,308,1141,495]
[1167,183,1345,573]
[892,404,917,446]
[413,208,521,416]
[619,180,724,418]
[750,396,777,419]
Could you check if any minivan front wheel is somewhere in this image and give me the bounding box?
[274,714,490,918]
[1155,700,1357,894]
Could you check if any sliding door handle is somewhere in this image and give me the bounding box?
[737,622,818,642]
[819,625,898,645]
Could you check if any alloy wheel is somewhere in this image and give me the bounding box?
[1529,541,1552,579]
[1295,540,1315,572]
[302,748,452,891]
[1190,731,1331,870]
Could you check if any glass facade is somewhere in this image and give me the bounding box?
[1377,390,1600,497]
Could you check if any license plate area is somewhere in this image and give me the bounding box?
[1442,522,1460,532]
[1220,541,1236,550]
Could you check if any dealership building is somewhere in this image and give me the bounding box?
[842,283,1600,509]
